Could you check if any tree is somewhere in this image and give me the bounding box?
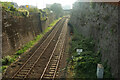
[50,3,63,19]
[28,8,39,13]
[9,5,17,11]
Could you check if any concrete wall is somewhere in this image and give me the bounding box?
[69,2,119,78]
[2,9,55,57]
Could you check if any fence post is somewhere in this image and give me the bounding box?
[97,64,104,79]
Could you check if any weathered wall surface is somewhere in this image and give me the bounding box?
[69,2,119,78]
[2,10,55,57]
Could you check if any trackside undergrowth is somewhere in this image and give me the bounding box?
[67,24,113,79]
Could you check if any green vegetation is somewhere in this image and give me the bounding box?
[0,2,13,8]
[1,2,16,12]
[16,36,42,55]
[67,24,113,79]
[1,18,62,73]
[90,2,96,9]
[49,17,62,27]
[0,55,15,72]
[103,60,113,78]
[0,66,8,73]
[28,8,39,13]
[9,5,17,11]
[68,28,99,78]
[1,1,62,73]
[2,56,15,65]
[50,3,64,19]
[1,2,29,17]
[1,2,49,18]
[18,9,29,17]
[39,9,48,21]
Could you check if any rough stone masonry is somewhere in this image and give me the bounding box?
[2,8,55,57]
[69,2,119,78]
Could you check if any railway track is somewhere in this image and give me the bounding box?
[40,19,68,80]
[10,18,67,79]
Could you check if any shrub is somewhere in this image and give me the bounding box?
[0,66,8,73]
[9,5,17,11]
[2,56,14,65]
[68,26,101,78]
[28,8,39,12]
[18,9,29,17]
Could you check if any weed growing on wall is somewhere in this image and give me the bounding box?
[69,33,99,78]
[67,24,113,79]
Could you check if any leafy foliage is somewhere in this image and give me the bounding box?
[50,3,64,19]
[1,2,13,9]
[68,27,101,78]
[28,8,39,13]
[0,66,8,73]
[9,5,17,11]
[18,9,29,17]
[2,56,15,65]
[103,60,113,79]
[39,9,48,21]
[68,26,113,79]
[1,2,29,17]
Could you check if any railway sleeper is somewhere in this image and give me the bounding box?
[54,55,59,58]
[49,66,56,69]
[50,70,55,72]
[18,72,27,75]
[21,69,29,72]
[23,67,31,70]
[14,77,24,79]
[45,74,53,77]
[51,60,58,62]
[56,74,58,77]
[16,74,25,77]
[50,67,56,70]
[51,64,57,66]
[48,72,54,74]
[43,76,52,79]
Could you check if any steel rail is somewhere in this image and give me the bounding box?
[24,19,65,79]
[40,19,67,80]
[12,18,65,79]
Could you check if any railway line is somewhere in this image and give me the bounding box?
[3,17,68,79]
[40,19,67,80]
